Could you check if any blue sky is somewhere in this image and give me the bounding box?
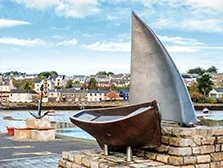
[0,0,223,75]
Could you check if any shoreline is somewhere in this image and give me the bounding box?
[0,102,123,110]
[1,102,223,111]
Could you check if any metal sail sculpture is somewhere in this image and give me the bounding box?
[130,12,197,125]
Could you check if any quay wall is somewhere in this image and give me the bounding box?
[2,102,223,111]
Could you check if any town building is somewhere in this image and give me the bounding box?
[209,88,223,99]
[9,89,38,102]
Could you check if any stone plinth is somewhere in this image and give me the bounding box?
[58,123,223,168]
[58,150,166,168]
[31,128,55,141]
[135,122,223,167]
[14,128,32,140]
[26,119,51,128]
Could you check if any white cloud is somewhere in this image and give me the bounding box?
[55,0,99,18]
[0,37,78,47]
[166,46,199,53]
[12,0,59,10]
[167,45,223,53]
[181,19,223,33]
[50,26,70,31]
[158,35,205,46]
[0,19,30,28]
[56,38,78,46]
[0,37,46,47]
[151,18,223,33]
[52,35,65,40]
[12,0,100,18]
[82,41,130,52]
[185,0,223,12]
[81,34,92,38]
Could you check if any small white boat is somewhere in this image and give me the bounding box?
[202,108,210,114]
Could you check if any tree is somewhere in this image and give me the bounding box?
[187,67,205,75]
[206,66,217,73]
[187,82,198,93]
[38,71,51,79]
[65,79,73,88]
[196,74,214,96]
[97,71,107,75]
[88,78,97,89]
[37,71,58,79]
[23,82,32,91]
[13,78,34,90]
[3,71,25,76]
[107,72,114,76]
[190,91,207,103]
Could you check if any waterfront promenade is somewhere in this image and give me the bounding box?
[0,133,99,167]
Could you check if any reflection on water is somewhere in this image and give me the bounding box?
[57,127,95,140]
[0,110,76,131]
[0,110,95,140]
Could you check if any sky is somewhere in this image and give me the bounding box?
[0,0,223,76]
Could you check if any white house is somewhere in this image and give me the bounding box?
[181,74,198,87]
[9,89,38,102]
[0,77,15,102]
[86,90,109,102]
[73,75,86,84]
[48,90,60,102]
[209,88,223,99]
[34,79,55,94]
[55,75,66,87]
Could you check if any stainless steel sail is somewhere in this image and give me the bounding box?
[129,12,197,125]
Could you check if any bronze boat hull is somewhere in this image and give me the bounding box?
[70,100,161,149]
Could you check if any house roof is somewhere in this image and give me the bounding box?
[59,88,86,93]
[111,74,124,78]
[73,75,85,78]
[34,79,42,83]
[120,90,129,94]
[10,89,38,94]
[87,89,109,94]
[214,88,223,93]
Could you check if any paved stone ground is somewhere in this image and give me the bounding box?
[0,133,99,167]
[0,155,61,168]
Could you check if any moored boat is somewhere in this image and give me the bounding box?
[70,100,161,149]
[202,108,210,114]
[47,109,55,116]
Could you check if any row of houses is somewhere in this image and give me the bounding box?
[1,72,223,103]
[7,88,129,103]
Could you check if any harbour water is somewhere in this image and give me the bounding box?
[0,109,222,140]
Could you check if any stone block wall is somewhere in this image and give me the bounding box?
[14,119,55,141]
[26,118,51,128]
[135,123,223,168]
[58,150,167,168]
[57,123,223,168]
[14,128,32,139]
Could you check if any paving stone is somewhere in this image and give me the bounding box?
[0,155,61,168]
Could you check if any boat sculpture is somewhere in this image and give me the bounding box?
[70,100,161,150]
[130,12,197,126]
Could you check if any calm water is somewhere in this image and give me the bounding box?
[0,109,222,140]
